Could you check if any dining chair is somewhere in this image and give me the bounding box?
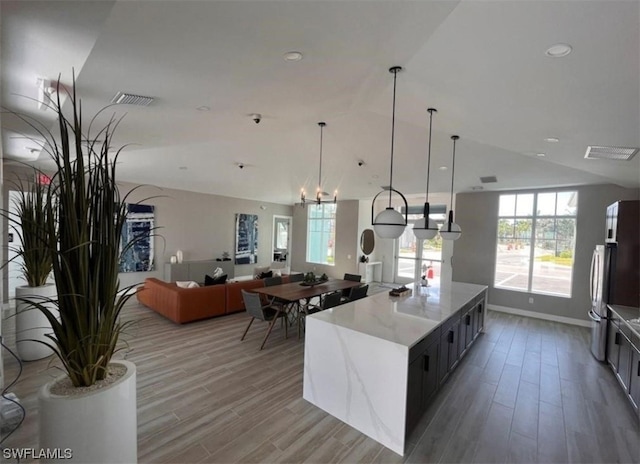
[289,273,304,283]
[297,300,323,339]
[240,290,288,350]
[344,284,369,303]
[264,276,283,287]
[321,291,343,310]
[342,273,362,298]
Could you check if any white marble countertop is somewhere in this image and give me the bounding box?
[608,304,640,338]
[309,281,487,349]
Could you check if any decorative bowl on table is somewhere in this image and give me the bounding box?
[300,272,329,287]
[300,278,328,287]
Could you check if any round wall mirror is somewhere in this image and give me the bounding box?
[360,229,375,255]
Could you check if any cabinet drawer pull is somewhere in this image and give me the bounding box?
[478,304,483,314]
[466,314,471,326]
[423,355,430,372]
[637,360,640,377]
[615,332,620,345]
[448,330,454,343]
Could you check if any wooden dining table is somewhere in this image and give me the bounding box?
[251,278,364,337]
[250,278,363,304]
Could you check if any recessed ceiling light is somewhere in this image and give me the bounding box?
[536,153,546,157]
[545,43,572,58]
[372,174,379,179]
[283,51,303,62]
[471,186,484,191]
[544,137,560,143]
[196,106,210,112]
[439,166,448,170]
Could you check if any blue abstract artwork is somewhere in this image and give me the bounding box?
[119,203,155,272]
[235,213,258,265]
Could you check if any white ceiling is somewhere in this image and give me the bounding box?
[2,0,639,205]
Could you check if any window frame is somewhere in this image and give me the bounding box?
[494,189,578,298]
[306,203,337,266]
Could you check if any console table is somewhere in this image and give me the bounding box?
[358,261,382,283]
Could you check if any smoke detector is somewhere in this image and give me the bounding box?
[584,146,638,161]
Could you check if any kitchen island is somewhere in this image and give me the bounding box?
[303,281,487,455]
[607,304,640,418]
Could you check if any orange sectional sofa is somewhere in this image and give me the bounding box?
[136,275,291,324]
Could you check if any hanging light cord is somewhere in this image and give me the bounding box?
[450,136,457,208]
[425,108,435,199]
[447,135,460,231]
[388,68,399,207]
[317,122,324,202]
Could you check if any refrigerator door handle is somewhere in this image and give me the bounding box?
[588,309,601,322]
[589,249,596,302]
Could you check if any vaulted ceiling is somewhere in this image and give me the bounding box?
[2,1,638,205]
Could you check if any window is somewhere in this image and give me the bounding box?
[495,191,577,297]
[306,203,336,265]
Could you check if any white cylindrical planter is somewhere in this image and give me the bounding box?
[16,284,57,361]
[39,360,137,464]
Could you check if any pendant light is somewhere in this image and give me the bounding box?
[440,135,462,241]
[371,66,408,239]
[413,108,439,240]
[301,122,337,206]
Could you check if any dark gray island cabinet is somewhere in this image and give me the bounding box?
[607,305,640,418]
[303,282,487,456]
[407,289,486,435]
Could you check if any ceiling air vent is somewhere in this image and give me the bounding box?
[480,176,497,184]
[111,91,154,106]
[584,146,638,161]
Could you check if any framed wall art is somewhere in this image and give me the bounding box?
[119,203,155,272]
[235,213,258,264]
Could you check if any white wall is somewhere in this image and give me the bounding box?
[452,184,640,321]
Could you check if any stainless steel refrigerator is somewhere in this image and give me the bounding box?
[589,200,640,361]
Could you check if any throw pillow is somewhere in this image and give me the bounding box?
[254,265,270,279]
[176,281,199,288]
[212,267,223,279]
[204,273,228,286]
[257,270,273,279]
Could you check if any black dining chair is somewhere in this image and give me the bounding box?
[262,275,289,311]
[240,290,288,350]
[264,276,283,287]
[297,298,323,339]
[342,273,362,298]
[321,291,343,310]
[344,284,369,303]
[288,273,304,283]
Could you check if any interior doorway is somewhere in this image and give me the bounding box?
[272,215,292,265]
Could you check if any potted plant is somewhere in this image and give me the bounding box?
[9,74,147,463]
[4,170,56,361]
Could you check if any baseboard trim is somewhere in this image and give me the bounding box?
[487,304,591,328]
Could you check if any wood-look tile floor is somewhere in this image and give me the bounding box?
[2,301,639,463]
